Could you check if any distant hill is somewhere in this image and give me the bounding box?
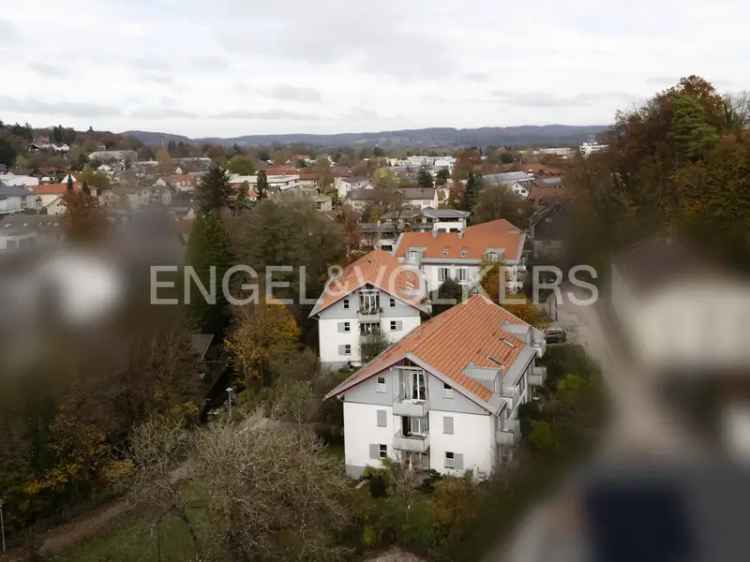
[124,125,608,148]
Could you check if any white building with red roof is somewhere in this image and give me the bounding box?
[325,294,546,479]
[309,250,430,368]
[393,218,527,294]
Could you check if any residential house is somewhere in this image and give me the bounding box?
[393,218,527,293]
[0,173,39,189]
[309,250,430,368]
[0,183,35,215]
[483,171,535,198]
[529,203,570,261]
[345,188,381,212]
[88,150,138,163]
[166,174,197,193]
[0,214,64,253]
[579,142,608,157]
[398,187,438,210]
[32,183,70,215]
[325,294,546,478]
[336,176,372,200]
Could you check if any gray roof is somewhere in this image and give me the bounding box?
[399,187,435,200]
[540,177,562,187]
[0,183,30,198]
[346,188,380,201]
[483,171,534,186]
[422,208,470,220]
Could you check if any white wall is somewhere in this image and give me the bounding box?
[429,409,495,477]
[344,402,396,474]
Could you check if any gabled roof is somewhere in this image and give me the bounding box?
[309,250,428,317]
[325,294,538,408]
[394,218,525,262]
[399,187,436,200]
[33,183,75,195]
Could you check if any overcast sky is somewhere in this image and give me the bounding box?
[1,0,747,138]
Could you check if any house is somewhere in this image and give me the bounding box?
[32,183,70,215]
[325,294,546,479]
[529,203,570,260]
[579,142,608,157]
[0,183,35,215]
[309,250,430,369]
[398,187,438,210]
[336,176,372,200]
[88,150,138,163]
[611,238,750,374]
[393,218,527,293]
[166,174,197,193]
[0,214,64,253]
[344,188,381,211]
[373,208,470,252]
[483,171,535,198]
[0,173,39,189]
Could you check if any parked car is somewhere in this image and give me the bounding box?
[544,325,567,344]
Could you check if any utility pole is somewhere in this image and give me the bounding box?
[226,387,234,419]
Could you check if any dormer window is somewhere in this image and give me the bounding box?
[486,251,499,263]
[459,248,468,257]
[441,247,449,256]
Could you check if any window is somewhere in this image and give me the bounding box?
[445,451,455,469]
[408,416,429,436]
[376,376,387,393]
[390,320,402,331]
[438,267,449,282]
[379,444,388,459]
[486,251,499,263]
[343,299,350,309]
[407,249,419,263]
[401,368,426,401]
[360,322,380,335]
[343,322,351,332]
[390,297,396,308]
[443,382,454,399]
[342,344,351,355]
[443,416,454,435]
[457,267,468,282]
[359,291,380,315]
[376,409,387,427]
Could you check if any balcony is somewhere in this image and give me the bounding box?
[529,366,547,387]
[500,386,521,410]
[392,400,430,417]
[496,418,520,446]
[393,431,430,453]
[357,307,382,321]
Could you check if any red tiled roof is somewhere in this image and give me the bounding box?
[264,165,298,176]
[33,183,76,195]
[325,294,532,405]
[394,218,525,262]
[310,250,428,316]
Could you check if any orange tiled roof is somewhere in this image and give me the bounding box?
[310,250,428,316]
[394,218,525,262]
[33,183,76,195]
[325,294,531,405]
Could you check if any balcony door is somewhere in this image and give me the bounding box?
[359,291,380,315]
[401,368,427,401]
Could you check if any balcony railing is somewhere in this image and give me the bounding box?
[393,431,430,453]
[496,418,520,446]
[392,399,430,417]
[357,307,382,320]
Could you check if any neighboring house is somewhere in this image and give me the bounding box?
[483,171,535,198]
[309,250,430,368]
[373,208,470,252]
[345,188,381,211]
[579,142,608,157]
[0,173,39,189]
[0,183,35,215]
[393,218,527,293]
[611,238,750,374]
[529,203,570,260]
[325,294,546,479]
[336,176,372,200]
[32,183,70,215]
[88,150,138,163]
[421,208,469,233]
[398,187,438,210]
[166,174,197,193]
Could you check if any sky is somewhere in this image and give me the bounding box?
[1,0,748,138]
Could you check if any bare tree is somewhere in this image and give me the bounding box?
[192,416,352,562]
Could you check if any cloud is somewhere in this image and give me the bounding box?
[268,84,322,103]
[129,107,198,119]
[0,18,19,44]
[211,109,320,120]
[464,72,489,83]
[29,62,67,79]
[492,90,637,108]
[0,95,120,117]
[190,55,229,71]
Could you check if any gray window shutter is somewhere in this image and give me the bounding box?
[337,322,345,333]
[443,416,454,435]
[377,409,387,427]
[338,345,346,355]
[455,453,464,470]
[398,320,403,330]
[369,444,379,460]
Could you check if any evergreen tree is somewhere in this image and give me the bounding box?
[256,170,269,200]
[672,94,720,162]
[195,163,232,214]
[463,171,481,213]
[417,168,434,188]
[186,213,233,335]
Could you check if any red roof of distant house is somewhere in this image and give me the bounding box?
[264,165,298,176]
[310,250,429,316]
[33,183,76,195]
[325,294,534,405]
[394,218,525,262]
[298,169,320,180]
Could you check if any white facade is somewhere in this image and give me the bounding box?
[411,260,525,294]
[337,357,538,479]
[317,286,422,367]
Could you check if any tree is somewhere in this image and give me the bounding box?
[0,136,18,167]
[225,303,300,385]
[417,168,434,188]
[435,168,450,186]
[78,168,110,189]
[156,146,173,175]
[227,154,256,176]
[431,279,464,315]
[471,184,531,225]
[672,94,720,162]
[62,182,107,243]
[463,171,481,213]
[256,169,269,200]
[360,330,389,363]
[185,213,233,334]
[195,163,232,214]
[192,418,353,562]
